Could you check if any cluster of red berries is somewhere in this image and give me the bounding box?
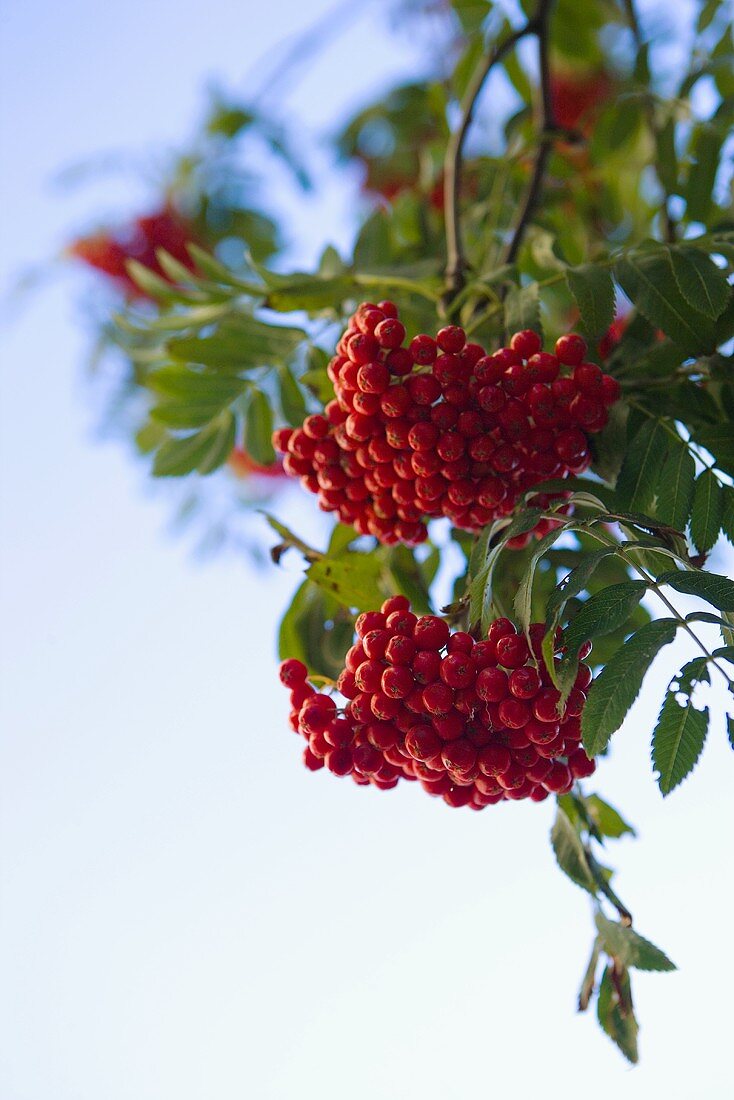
[69,207,198,298]
[279,596,595,811]
[273,302,620,546]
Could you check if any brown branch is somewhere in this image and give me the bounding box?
[443,20,539,301]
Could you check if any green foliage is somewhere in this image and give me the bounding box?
[582,619,678,756]
[595,913,676,972]
[652,682,710,796]
[64,0,734,1067]
[566,265,615,338]
[596,965,639,1064]
[550,808,596,894]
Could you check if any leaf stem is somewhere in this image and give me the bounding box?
[584,844,633,926]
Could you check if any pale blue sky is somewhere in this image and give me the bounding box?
[1,1,732,1097]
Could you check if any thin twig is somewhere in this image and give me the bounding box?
[443,20,538,300]
[504,0,556,265]
[585,844,634,926]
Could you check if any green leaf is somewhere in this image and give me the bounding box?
[277,366,308,426]
[694,426,734,477]
[690,469,723,552]
[727,714,734,749]
[125,259,186,302]
[152,412,236,477]
[264,274,357,312]
[652,691,710,795]
[307,551,386,612]
[514,527,568,633]
[614,252,717,355]
[582,618,679,756]
[585,795,636,839]
[657,568,734,611]
[615,420,670,513]
[566,265,615,338]
[595,914,676,972]
[684,124,723,224]
[149,402,228,430]
[383,544,434,615]
[654,116,678,193]
[244,389,275,466]
[168,314,306,370]
[668,248,731,319]
[655,444,696,530]
[563,581,649,659]
[545,548,620,625]
[147,368,246,403]
[721,486,734,545]
[597,966,639,1065]
[550,808,597,894]
[278,580,353,681]
[504,282,541,336]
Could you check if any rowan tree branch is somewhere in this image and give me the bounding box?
[443,19,539,301]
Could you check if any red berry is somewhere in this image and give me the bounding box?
[495,634,530,668]
[381,665,414,699]
[476,667,509,702]
[413,615,450,651]
[440,652,477,689]
[409,334,438,364]
[326,748,354,776]
[508,666,542,699]
[422,681,454,715]
[436,325,466,353]
[374,318,406,349]
[279,658,308,686]
[555,333,587,366]
[510,330,542,359]
[405,725,442,761]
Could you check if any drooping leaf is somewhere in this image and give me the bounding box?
[595,914,676,972]
[615,420,670,513]
[276,366,308,426]
[383,544,434,615]
[152,412,237,477]
[585,795,637,840]
[694,426,734,477]
[244,389,276,466]
[566,264,615,337]
[597,965,639,1064]
[655,443,696,531]
[545,548,619,625]
[504,282,541,336]
[168,314,306,370]
[657,568,734,611]
[684,123,724,224]
[652,691,710,795]
[668,247,731,320]
[550,808,597,895]
[582,618,679,756]
[307,551,386,612]
[721,485,734,545]
[614,252,717,355]
[562,581,649,658]
[690,469,723,553]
